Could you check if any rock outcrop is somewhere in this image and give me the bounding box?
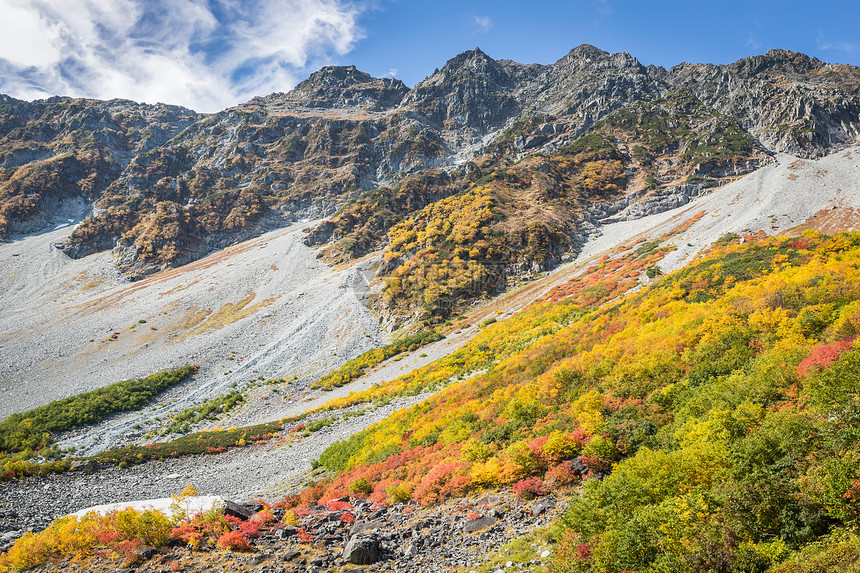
[1,45,857,289]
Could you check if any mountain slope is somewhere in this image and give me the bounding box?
[0,46,856,310]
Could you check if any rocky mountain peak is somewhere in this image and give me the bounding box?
[549,44,647,80]
[441,47,496,70]
[729,48,824,78]
[566,43,610,61]
[245,65,408,113]
[295,65,376,91]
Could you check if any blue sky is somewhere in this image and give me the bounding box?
[0,0,857,113]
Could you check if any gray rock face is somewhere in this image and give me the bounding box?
[3,44,858,281]
[668,50,860,157]
[250,65,409,113]
[223,499,255,520]
[530,496,557,517]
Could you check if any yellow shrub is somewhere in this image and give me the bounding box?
[115,508,172,547]
[470,456,504,487]
[5,531,54,570]
[542,430,580,461]
[460,438,491,462]
[571,389,604,434]
[282,510,299,526]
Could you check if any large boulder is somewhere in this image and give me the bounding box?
[463,515,497,533]
[342,534,381,565]
[531,496,557,516]
[223,500,255,520]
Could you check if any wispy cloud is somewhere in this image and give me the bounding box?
[745,35,761,51]
[817,30,858,54]
[385,68,398,78]
[0,0,368,112]
[473,15,492,34]
[591,0,613,17]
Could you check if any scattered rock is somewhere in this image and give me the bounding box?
[530,496,557,516]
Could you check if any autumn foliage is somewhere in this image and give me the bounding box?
[299,231,860,571]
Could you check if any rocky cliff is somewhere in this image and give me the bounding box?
[0,45,858,316]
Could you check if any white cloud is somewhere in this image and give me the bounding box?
[0,0,368,112]
[385,67,398,78]
[817,30,858,54]
[473,15,492,34]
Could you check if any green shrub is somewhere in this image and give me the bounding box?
[0,365,197,455]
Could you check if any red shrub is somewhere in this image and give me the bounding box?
[580,454,612,475]
[298,482,328,507]
[797,341,853,377]
[252,509,276,526]
[512,477,548,500]
[170,522,199,544]
[545,461,580,488]
[439,475,473,498]
[237,520,261,538]
[340,512,356,524]
[277,494,300,510]
[413,463,464,505]
[327,499,354,511]
[217,530,252,551]
[296,527,314,543]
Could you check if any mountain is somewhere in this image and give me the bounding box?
[1,46,857,319]
[1,46,860,572]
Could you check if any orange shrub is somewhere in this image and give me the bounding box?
[217,530,252,551]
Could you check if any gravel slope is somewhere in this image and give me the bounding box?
[0,221,384,454]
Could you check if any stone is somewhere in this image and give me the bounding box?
[463,515,497,533]
[70,460,98,474]
[133,547,157,560]
[350,520,386,536]
[530,496,557,517]
[240,501,265,513]
[343,534,381,565]
[224,500,255,520]
[275,525,298,539]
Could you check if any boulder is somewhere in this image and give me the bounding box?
[530,496,557,517]
[224,500,255,520]
[70,459,98,474]
[275,525,299,539]
[343,534,381,565]
[133,547,157,560]
[463,515,497,533]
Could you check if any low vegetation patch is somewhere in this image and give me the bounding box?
[312,330,444,391]
[0,366,197,481]
[155,390,244,437]
[0,366,196,456]
[294,232,860,572]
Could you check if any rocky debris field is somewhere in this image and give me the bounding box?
[11,491,564,573]
[0,395,430,544]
